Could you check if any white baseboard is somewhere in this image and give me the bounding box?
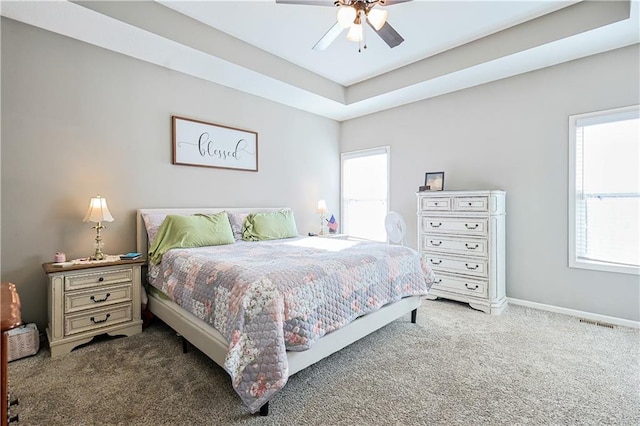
[508,298,640,329]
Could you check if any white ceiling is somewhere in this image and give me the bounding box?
[160,0,580,86]
[2,0,639,121]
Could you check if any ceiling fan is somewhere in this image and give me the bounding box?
[276,0,411,52]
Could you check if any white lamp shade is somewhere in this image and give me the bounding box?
[317,200,328,214]
[367,8,388,31]
[346,23,363,42]
[83,195,114,223]
[337,5,357,28]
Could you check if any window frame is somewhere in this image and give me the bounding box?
[568,105,640,275]
[340,146,390,240]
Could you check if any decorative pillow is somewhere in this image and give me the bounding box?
[242,210,298,241]
[227,212,249,241]
[148,212,235,264]
[141,212,167,245]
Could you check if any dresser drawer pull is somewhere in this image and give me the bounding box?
[90,293,111,303]
[465,283,479,290]
[467,202,472,206]
[430,222,442,228]
[98,277,104,282]
[465,243,479,250]
[465,263,479,270]
[430,259,442,265]
[434,279,442,284]
[90,313,111,324]
[464,223,479,229]
[430,240,442,246]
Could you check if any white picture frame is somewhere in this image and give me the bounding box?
[172,115,258,172]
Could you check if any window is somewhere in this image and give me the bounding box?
[341,146,389,241]
[569,105,639,275]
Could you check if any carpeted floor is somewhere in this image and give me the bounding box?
[7,299,640,425]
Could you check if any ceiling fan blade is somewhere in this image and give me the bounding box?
[378,0,413,5]
[368,21,404,48]
[312,22,344,51]
[275,0,336,6]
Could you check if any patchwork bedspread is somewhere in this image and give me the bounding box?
[148,236,435,413]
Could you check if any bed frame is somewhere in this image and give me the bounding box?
[136,208,421,416]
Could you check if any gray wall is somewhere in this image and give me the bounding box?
[341,45,640,321]
[1,19,340,329]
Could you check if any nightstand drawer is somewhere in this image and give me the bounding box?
[64,303,133,336]
[422,235,488,257]
[432,274,488,297]
[424,254,488,278]
[420,197,451,211]
[422,217,488,235]
[453,197,489,212]
[65,268,132,291]
[64,283,133,314]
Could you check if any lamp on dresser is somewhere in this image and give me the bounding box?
[83,195,114,260]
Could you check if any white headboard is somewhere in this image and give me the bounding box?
[136,207,289,258]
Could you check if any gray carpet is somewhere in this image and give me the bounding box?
[7,299,640,425]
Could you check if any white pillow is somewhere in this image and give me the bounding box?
[141,213,167,245]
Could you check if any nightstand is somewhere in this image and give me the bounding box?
[42,259,145,357]
[318,233,349,239]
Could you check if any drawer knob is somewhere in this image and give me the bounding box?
[468,202,472,206]
[98,277,104,282]
[430,259,442,265]
[434,279,442,284]
[430,240,442,247]
[90,313,111,324]
[434,202,439,206]
[464,223,479,230]
[90,293,111,303]
[465,283,479,290]
[430,222,442,228]
[465,243,479,250]
[465,263,479,270]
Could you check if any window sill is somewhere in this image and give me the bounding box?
[570,258,639,275]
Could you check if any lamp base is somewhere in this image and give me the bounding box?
[90,252,106,261]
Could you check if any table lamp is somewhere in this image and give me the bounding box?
[317,200,328,235]
[83,195,114,260]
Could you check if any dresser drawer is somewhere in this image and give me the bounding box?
[453,197,489,212]
[422,235,488,257]
[420,197,451,211]
[432,274,488,297]
[64,303,133,336]
[422,217,488,235]
[65,268,132,291]
[64,283,133,314]
[424,254,488,278]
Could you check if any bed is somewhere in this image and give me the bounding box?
[136,207,434,415]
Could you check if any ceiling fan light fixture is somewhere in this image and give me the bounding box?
[346,22,363,42]
[367,8,388,31]
[337,5,357,28]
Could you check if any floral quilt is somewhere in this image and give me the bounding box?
[148,236,434,413]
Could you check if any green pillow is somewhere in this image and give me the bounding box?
[242,210,298,241]
[148,212,235,264]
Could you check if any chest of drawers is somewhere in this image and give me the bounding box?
[417,190,506,314]
[43,260,144,357]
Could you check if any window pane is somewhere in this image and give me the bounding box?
[575,109,640,269]
[342,149,388,241]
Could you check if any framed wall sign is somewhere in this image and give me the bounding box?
[172,116,258,171]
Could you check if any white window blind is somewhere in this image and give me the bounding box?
[569,105,640,274]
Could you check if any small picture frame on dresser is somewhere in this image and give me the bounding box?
[424,172,445,191]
